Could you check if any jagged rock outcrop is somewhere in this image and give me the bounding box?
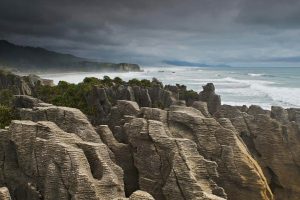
[18,104,102,143]
[0,187,11,200]
[215,104,300,200]
[287,108,300,125]
[148,85,178,108]
[199,83,221,115]
[167,106,272,200]
[97,100,273,200]
[0,70,53,96]
[271,106,289,124]
[0,120,125,200]
[132,86,152,107]
[192,101,211,118]
[1,77,299,200]
[0,98,155,200]
[85,86,113,124]
[0,70,32,95]
[84,82,179,125]
[124,118,226,200]
[13,95,47,108]
[247,105,270,116]
[96,125,139,197]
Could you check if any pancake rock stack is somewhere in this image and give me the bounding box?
[0,82,299,200]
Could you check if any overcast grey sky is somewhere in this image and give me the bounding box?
[1,0,300,66]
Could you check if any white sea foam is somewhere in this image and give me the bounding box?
[39,66,300,109]
[250,84,300,108]
[248,73,264,77]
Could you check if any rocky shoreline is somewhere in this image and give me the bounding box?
[0,71,299,200]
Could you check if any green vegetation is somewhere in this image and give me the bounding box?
[34,76,126,115]
[0,69,12,75]
[0,73,196,128]
[128,78,158,88]
[0,105,15,129]
[33,76,165,116]
[175,84,198,100]
[113,77,124,85]
[183,90,199,99]
[35,80,94,115]
[0,89,15,129]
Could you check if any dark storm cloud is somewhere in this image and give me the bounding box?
[1,0,300,65]
[237,0,300,28]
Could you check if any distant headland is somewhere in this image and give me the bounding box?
[0,40,141,73]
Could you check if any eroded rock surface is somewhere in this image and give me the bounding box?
[0,99,153,200]
[0,120,126,199]
[215,104,300,200]
[199,83,221,115]
[97,100,274,200]
[0,187,11,200]
[0,70,53,96]
[0,84,299,200]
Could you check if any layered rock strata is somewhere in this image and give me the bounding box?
[0,80,299,200]
[0,98,154,200]
[215,104,300,200]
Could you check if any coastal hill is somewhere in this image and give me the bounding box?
[0,71,299,199]
[0,40,141,72]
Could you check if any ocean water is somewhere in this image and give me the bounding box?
[40,66,300,109]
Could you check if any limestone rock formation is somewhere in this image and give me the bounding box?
[0,70,54,96]
[287,108,300,125]
[1,77,300,200]
[0,187,11,200]
[215,104,300,200]
[192,101,211,118]
[0,70,32,95]
[13,95,46,108]
[96,125,139,197]
[0,98,157,200]
[84,82,179,125]
[247,105,270,116]
[128,190,155,200]
[0,120,125,199]
[18,105,102,143]
[97,100,273,200]
[124,118,226,200]
[199,83,221,115]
